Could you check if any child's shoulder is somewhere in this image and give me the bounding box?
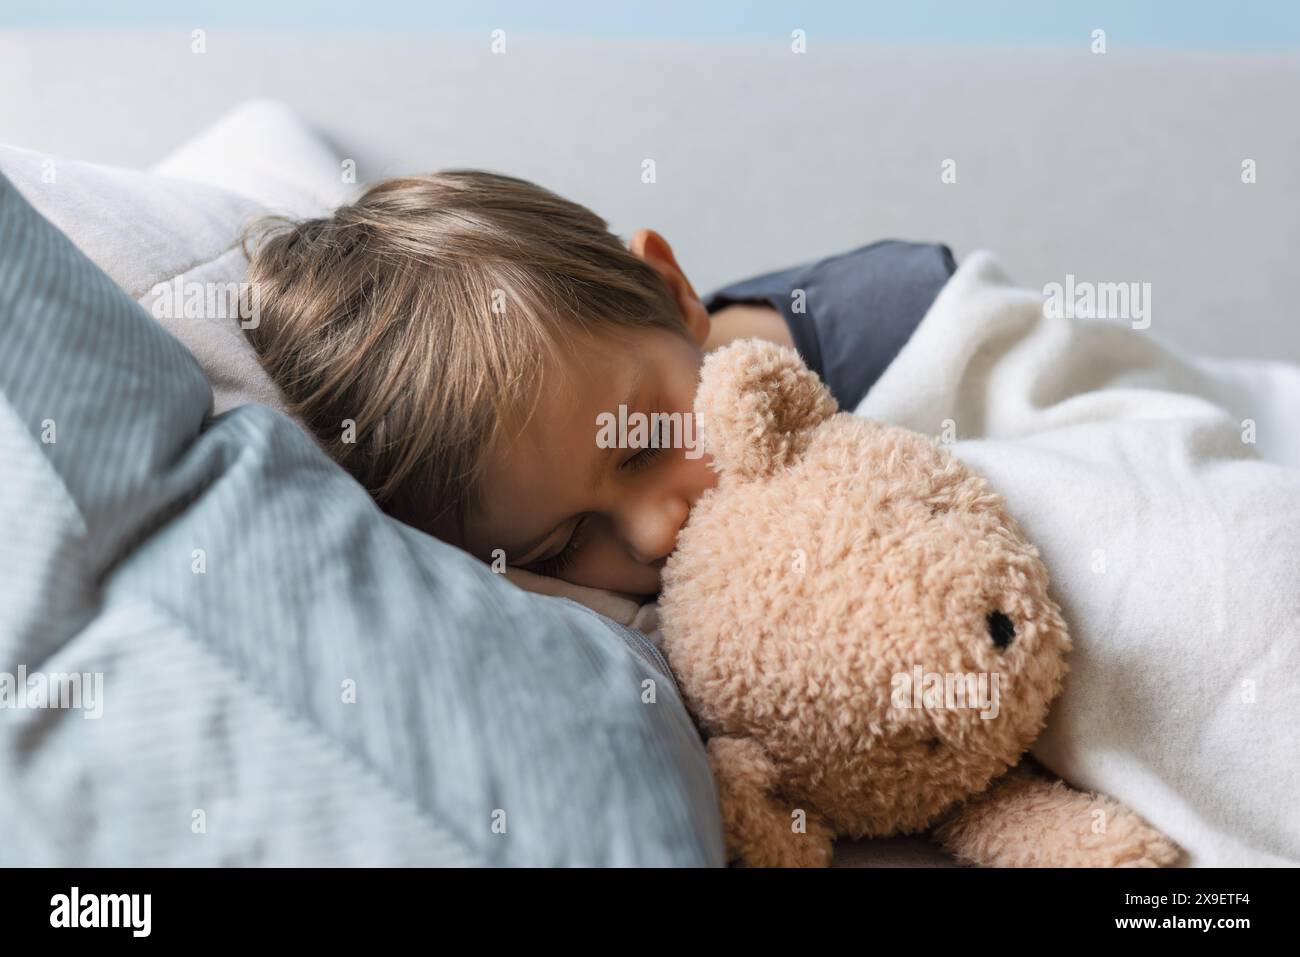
[703,241,957,410]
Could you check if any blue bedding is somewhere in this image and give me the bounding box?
[0,172,723,866]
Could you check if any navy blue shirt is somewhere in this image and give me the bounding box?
[703,241,956,410]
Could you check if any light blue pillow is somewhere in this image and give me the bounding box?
[0,171,723,866]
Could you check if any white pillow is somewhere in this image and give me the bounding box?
[152,98,351,219]
[0,99,351,418]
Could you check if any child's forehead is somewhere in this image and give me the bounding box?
[486,323,693,478]
[511,350,644,461]
[527,330,648,416]
[466,337,663,551]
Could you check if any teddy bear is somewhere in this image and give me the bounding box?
[657,339,1181,868]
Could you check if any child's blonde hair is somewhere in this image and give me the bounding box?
[243,170,686,537]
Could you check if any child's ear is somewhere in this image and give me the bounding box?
[695,339,838,481]
[630,228,711,347]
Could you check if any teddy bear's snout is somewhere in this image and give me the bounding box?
[986,610,1016,649]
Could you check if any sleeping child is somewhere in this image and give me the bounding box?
[242,170,953,601]
[239,170,1300,867]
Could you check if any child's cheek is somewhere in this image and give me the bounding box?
[679,445,719,505]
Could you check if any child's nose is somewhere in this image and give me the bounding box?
[623,494,690,565]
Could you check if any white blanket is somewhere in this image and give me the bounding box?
[857,252,1300,866]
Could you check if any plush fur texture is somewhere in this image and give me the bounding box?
[658,340,1181,868]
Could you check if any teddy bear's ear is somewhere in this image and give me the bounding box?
[695,339,838,481]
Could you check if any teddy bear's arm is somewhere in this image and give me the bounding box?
[706,736,835,867]
[932,761,1182,867]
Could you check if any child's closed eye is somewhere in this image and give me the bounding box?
[527,515,591,577]
[620,414,673,473]
[621,444,665,473]
[526,416,674,577]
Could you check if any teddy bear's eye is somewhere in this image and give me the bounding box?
[986,610,1016,649]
